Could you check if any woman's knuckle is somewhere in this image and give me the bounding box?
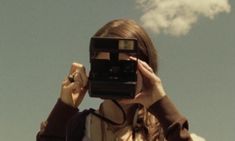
[61,80,67,86]
[80,64,86,70]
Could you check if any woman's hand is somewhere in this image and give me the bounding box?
[120,57,166,108]
[60,62,88,108]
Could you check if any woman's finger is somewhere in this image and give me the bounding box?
[78,67,88,87]
[62,63,80,87]
[129,56,154,73]
[62,78,71,86]
[66,81,81,92]
[65,62,88,87]
[69,62,80,74]
[137,61,154,80]
[73,71,83,85]
[62,70,79,87]
[138,59,154,73]
[129,56,137,61]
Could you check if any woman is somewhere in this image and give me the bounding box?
[37,19,193,141]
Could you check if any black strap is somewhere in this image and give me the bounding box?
[89,100,126,126]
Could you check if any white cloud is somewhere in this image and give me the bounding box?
[136,0,231,36]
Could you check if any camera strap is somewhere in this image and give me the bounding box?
[89,100,126,126]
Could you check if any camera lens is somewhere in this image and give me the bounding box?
[109,66,120,74]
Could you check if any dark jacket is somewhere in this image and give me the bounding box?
[37,96,192,141]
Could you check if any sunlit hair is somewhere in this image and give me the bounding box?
[93,19,158,73]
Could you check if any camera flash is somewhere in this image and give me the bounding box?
[119,40,134,50]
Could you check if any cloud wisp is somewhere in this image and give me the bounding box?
[136,0,231,36]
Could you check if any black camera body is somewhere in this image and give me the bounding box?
[88,37,138,99]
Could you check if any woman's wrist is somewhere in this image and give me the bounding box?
[146,83,167,108]
[153,92,166,105]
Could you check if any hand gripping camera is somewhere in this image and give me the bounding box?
[88,37,138,99]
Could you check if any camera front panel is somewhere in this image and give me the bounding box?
[88,37,138,99]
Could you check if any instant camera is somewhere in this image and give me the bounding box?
[88,37,138,99]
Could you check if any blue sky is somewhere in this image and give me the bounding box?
[0,0,234,140]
